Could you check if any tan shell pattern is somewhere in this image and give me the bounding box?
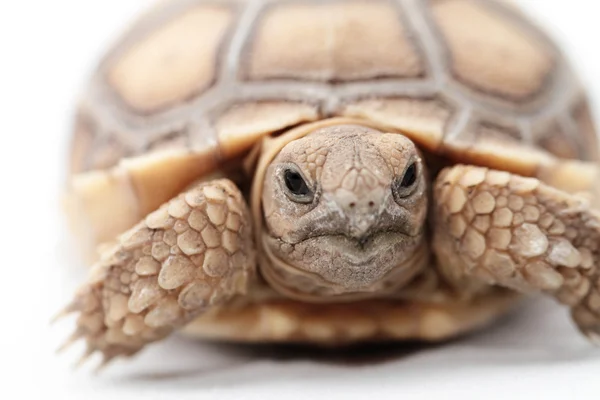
[70,0,599,178]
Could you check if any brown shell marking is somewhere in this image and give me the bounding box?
[535,121,581,161]
[572,100,600,161]
[243,0,426,82]
[69,113,97,175]
[342,97,454,152]
[108,5,234,114]
[216,101,321,158]
[429,0,555,102]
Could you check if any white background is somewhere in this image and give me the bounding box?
[1,1,600,399]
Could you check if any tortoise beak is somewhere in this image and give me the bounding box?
[325,186,388,241]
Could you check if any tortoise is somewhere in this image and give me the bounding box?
[56,0,600,367]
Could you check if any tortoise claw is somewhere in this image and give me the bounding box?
[50,303,78,326]
[94,355,117,375]
[56,330,85,354]
[73,346,96,370]
[584,330,600,346]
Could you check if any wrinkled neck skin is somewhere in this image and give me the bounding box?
[251,118,430,303]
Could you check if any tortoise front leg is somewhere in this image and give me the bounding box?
[55,179,256,366]
[432,164,600,342]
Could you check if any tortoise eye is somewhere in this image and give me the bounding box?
[283,168,313,203]
[393,162,419,202]
[400,162,417,189]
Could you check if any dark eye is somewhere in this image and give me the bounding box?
[400,162,417,189]
[393,162,419,201]
[283,169,312,201]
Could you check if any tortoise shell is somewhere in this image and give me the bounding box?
[63,0,599,342]
[68,0,598,261]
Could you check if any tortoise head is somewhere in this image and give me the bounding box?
[257,123,430,301]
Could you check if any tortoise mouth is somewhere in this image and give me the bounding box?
[261,230,428,301]
[299,231,416,267]
[295,232,422,279]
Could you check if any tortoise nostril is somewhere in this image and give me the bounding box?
[368,201,375,208]
[359,236,369,247]
[349,202,356,209]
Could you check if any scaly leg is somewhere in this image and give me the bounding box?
[433,164,600,342]
[55,179,256,366]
